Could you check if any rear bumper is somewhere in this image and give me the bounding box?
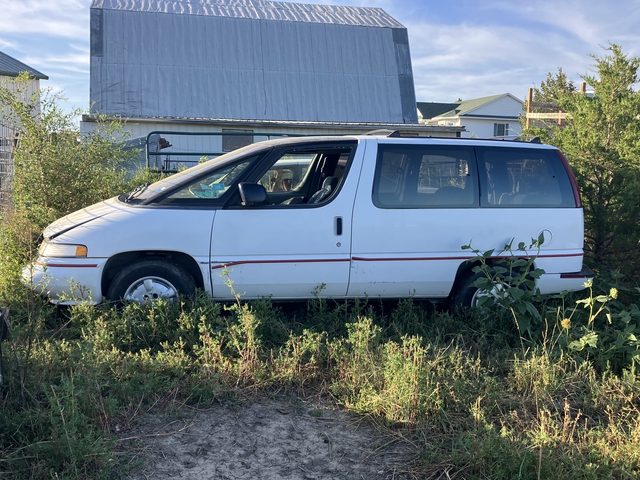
[536,266,595,295]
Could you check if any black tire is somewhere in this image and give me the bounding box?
[106,259,196,304]
[451,268,527,310]
[449,270,499,310]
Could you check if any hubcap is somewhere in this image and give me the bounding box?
[124,276,178,303]
[470,282,508,307]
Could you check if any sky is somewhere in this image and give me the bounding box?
[1,0,639,114]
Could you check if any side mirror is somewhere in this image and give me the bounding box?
[238,182,268,206]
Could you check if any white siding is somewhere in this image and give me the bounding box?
[456,120,522,139]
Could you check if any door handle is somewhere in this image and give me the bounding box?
[335,216,343,236]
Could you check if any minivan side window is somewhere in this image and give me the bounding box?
[259,154,314,193]
[248,145,355,207]
[477,147,576,207]
[159,158,255,204]
[373,145,479,208]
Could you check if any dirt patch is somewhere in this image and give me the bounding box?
[119,393,418,479]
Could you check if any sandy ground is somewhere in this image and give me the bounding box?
[118,393,418,480]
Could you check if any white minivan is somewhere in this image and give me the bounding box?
[23,133,593,306]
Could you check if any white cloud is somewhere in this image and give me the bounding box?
[486,0,640,54]
[404,12,623,101]
[41,53,89,74]
[0,0,90,39]
[0,38,17,49]
[2,0,639,113]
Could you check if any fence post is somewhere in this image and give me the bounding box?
[526,88,533,130]
[0,307,9,396]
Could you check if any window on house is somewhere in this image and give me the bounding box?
[493,123,509,136]
[222,129,254,152]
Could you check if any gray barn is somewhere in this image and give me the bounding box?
[90,0,418,124]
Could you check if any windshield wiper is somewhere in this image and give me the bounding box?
[124,183,151,203]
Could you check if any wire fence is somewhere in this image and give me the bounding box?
[0,122,17,207]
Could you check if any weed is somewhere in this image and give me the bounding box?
[2,262,640,478]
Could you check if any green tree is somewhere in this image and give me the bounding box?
[1,73,136,229]
[524,44,640,268]
[533,67,577,103]
[0,73,138,299]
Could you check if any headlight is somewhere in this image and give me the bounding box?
[38,240,88,258]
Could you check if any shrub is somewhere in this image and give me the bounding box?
[0,74,138,304]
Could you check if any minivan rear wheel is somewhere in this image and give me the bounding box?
[107,259,196,304]
[450,270,504,309]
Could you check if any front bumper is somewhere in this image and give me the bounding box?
[22,258,107,305]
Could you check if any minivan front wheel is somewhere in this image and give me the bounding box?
[107,259,196,304]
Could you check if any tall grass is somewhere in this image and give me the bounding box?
[1,277,640,478]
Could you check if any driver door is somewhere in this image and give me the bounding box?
[209,142,362,300]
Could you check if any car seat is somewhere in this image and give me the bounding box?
[308,176,339,204]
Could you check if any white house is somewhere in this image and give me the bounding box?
[0,51,48,118]
[417,93,523,139]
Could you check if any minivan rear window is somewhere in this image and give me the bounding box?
[373,145,479,208]
[476,147,576,207]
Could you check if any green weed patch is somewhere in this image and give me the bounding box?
[1,281,640,479]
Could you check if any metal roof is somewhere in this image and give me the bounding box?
[418,94,522,120]
[0,51,48,80]
[83,113,463,132]
[90,0,417,124]
[90,0,405,28]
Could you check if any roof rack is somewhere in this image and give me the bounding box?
[364,129,402,137]
[490,135,542,143]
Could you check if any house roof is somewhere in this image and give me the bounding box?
[418,93,522,120]
[417,102,460,120]
[90,0,405,28]
[0,51,48,80]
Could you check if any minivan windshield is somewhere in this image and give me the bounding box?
[120,143,272,204]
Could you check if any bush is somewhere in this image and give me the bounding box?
[0,74,139,305]
[523,44,640,269]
